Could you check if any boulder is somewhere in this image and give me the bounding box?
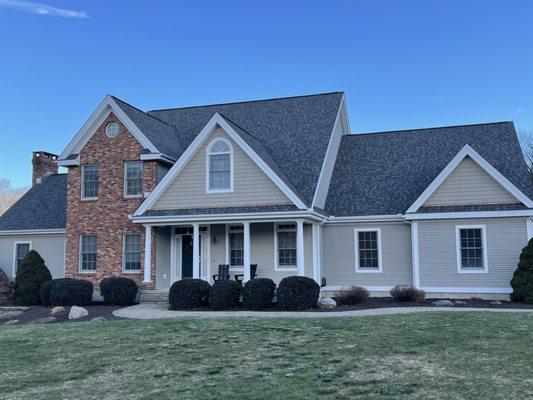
[68,306,88,320]
[90,316,106,322]
[318,296,337,310]
[4,319,18,325]
[491,300,502,305]
[454,300,467,305]
[432,299,454,307]
[51,306,65,315]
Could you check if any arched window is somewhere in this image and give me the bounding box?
[206,138,233,192]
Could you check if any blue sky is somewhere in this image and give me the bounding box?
[1,0,532,187]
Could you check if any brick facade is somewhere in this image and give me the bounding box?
[64,113,158,289]
[32,151,58,186]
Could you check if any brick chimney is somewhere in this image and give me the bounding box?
[32,151,58,186]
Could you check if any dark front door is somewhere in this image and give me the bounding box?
[181,235,193,278]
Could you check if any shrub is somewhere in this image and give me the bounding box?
[390,284,425,302]
[335,286,369,305]
[100,277,138,306]
[169,279,211,310]
[49,279,93,306]
[39,278,70,307]
[277,276,320,311]
[511,238,533,303]
[13,250,52,305]
[242,278,276,310]
[0,268,13,305]
[209,280,242,310]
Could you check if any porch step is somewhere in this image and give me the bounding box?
[140,291,168,303]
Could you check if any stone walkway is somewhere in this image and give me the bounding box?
[113,302,533,319]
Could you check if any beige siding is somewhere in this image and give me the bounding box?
[0,234,65,279]
[322,222,412,287]
[424,157,518,206]
[155,227,171,291]
[153,127,292,209]
[418,218,527,288]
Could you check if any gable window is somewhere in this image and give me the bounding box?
[79,235,97,272]
[355,228,382,273]
[275,224,297,270]
[123,233,142,272]
[81,165,99,200]
[13,241,31,275]
[226,225,244,268]
[106,122,119,138]
[456,225,488,273]
[124,162,143,198]
[206,138,233,192]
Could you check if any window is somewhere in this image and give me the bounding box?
[123,234,142,272]
[456,225,488,273]
[355,228,382,272]
[206,138,233,192]
[106,122,119,138]
[79,235,97,272]
[81,165,99,200]
[124,162,143,198]
[275,224,297,269]
[13,242,31,275]
[227,225,243,268]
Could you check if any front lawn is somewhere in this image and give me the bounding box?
[1,312,532,399]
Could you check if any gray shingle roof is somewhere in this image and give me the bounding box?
[326,122,533,216]
[142,205,299,217]
[0,174,67,231]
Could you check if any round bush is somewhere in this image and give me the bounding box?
[242,278,276,310]
[390,284,425,302]
[209,280,242,310]
[13,250,52,306]
[49,279,93,306]
[100,277,138,306]
[39,278,71,307]
[335,286,369,305]
[511,238,533,303]
[169,279,211,310]
[277,276,320,311]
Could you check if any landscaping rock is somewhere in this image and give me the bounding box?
[4,319,18,325]
[432,299,454,307]
[0,310,24,320]
[91,316,106,322]
[68,306,88,320]
[30,316,57,324]
[318,296,337,310]
[51,306,65,315]
[454,300,467,305]
[491,300,502,305]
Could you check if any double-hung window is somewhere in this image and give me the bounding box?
[275,224,297,269]
[81,165,99,200]
[123,233,142,272]
[13,242,31,275]
[227,225,244,268]
[207,138,233,192]
[79,235,97,272]
[355,228,382,272]
[124,162,143,198]
[456,225,488,273]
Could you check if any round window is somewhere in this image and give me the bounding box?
[106,122,119,138]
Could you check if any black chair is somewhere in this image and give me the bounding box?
[235,264,258,282]
[213,264,230,282]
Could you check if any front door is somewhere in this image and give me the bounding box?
[172,233,202,282]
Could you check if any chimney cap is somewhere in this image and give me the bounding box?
[32,151,58,160]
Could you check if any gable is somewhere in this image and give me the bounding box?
[423,156,519,207]
[152,126,293,210]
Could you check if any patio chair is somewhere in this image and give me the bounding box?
[213,264,230,282]
[235,264,258,282]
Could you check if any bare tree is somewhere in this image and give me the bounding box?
[0,179,28,216]
[518,129,533,184]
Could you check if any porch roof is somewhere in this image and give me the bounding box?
[141,204,299,216]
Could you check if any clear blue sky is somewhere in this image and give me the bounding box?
[1,0,532,187]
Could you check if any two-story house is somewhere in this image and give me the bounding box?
[1,92,532,300]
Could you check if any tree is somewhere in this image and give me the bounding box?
[0,179,28,215]
[518,129,533,184]
[510,239,533,304]
[13,250,52,305]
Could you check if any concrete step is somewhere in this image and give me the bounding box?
[140,291,168,303]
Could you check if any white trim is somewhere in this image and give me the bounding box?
[312,223,320,283]
[296,220,305,276]
[134,113,307,216]
[527,218,533,241]
[81,164,99,201]
[205,137,234,193]
[78,234,97,274]
[124,161,144,199]
[139,153,175,163]
[56,155,80,167]
[192,224,200,279]
[455,225,489,273]
[410,222,420,288]
[407,144,533,213]
[121,233,142,274]
[225,224,244,270]
[12,241,32,276]
[329,214,404,223]
[354,228,383,273]
[170,228,183,283]
[243,222,251,282]
[142,225,152,283]
[131,211,323,224]
[274,222,298,271]
[420,286,512,294]
[322,285,393,292]
[0,229,66,236]
[405,209,533,220]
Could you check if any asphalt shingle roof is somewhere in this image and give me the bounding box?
[0,174,67,231]
[143,205,299,217]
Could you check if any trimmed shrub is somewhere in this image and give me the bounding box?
[49,279,93,306]
[335,286,369,305]
[209,280,242,310]
[39,278,70,307]
[100,277,138,306]
[390,284,425,302]
[169,279,211,310]
[511,238,533,303]
[13,250,52,305]
[0,268,13,305]
[277,276,320,311]
[242,278,276,310]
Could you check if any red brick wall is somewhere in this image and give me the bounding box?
[65,113,158,289]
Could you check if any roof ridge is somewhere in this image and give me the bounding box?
[110,95,176,129]
[147,91,344,113]
[218,113,261,142]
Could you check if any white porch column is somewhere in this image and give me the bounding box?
[527,218,533,241]
[312,223,320,284]
[411,222,420,288]
[143,225,153,283]
[192,223,200,279]
[243,222,251,282]
[296,220,305,276]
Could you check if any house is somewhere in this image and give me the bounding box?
[0,92,532,300]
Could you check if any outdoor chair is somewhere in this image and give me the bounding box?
[213,264,230,282]
[235,264,258,282]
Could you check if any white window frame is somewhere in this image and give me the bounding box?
[205,137,234,193]
[81,164,99,200]
[12,241,32,276]
[122,233,142,273]
[274,223,298,271]
[354,228,383,273]
[79,235,97,273]
[455,225,488,273]
[226,224,244,270]
[124,161,144,199]
[105,121,119,138]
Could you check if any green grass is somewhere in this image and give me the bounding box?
[1,312,532,400]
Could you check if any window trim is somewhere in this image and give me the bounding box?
[81,164,99,201]
[225,224,244,271]
[105,121,119,138]
[354,228,383,273]
[78,235,97,274]
[12,241,32,277]
[455,225,488,273]
[122,233,142,273]
[274,223,297,271]
[205,137,234,194]
[123,161,144,199]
